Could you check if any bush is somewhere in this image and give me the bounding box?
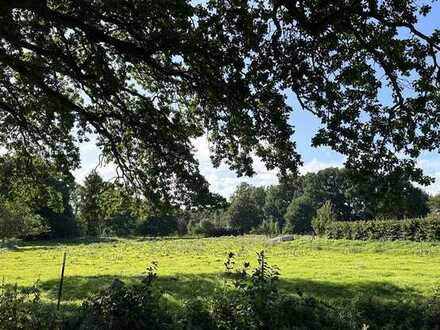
[182,251,350,330]
[73,262,173,330]
[0,208,49,242]
[0,284,58,330]
[191,220,241,237]
[326,216,440,241]
[252,217,281,237]
[346,294,440,330]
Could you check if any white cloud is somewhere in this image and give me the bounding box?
[415,157,440,196]
[72,139,116,184]
[193,136,279,197]
[72,136,345,198]
[299,158,343,175]
[193,136,344,198]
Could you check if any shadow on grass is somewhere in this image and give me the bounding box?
[1,237,119,252]
[1,236,205,252]
[33,272,424,307]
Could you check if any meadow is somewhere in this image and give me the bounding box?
[1,235,440,308]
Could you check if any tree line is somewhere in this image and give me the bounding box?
[1,154,435,241]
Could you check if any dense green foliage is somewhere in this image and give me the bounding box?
[227,183,265,233]
[326,216,440,241]
[284,195,316,233]
[187,168,430,236]
[312,201,337,236]
[0,155,78,240]
[1,0,439,206]
[0,164,434,240]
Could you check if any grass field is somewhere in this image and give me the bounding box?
[1,236,440,308]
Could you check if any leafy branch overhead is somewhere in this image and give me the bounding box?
[0,0,439,205]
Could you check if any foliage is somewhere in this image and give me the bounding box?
[77,174,154,237]
[428,194,440,214]
[284,195,316,233]
[312,201,337,236]
[263,183,298,228]
[350,173,430,220]
[76,171,106,237]
[3,0,439,205]
[190,220,241,237]
[136,215,179,237]
[76,264,172,330]
[326,217,440,241]
[104,214,137,237]
[99,183,152,223]
[227,183,265,232]
[345,294,440,330]
[185,207,229,235]
[0,284,58,330]
[0,155,78,239]
[252,217,281,237]
[0,207,47,242]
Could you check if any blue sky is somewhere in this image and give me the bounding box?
[74,3,440,198]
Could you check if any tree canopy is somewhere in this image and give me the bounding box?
[0,154,78,238]
[1,0,439,205]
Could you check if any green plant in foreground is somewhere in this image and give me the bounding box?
[0,283,59,330]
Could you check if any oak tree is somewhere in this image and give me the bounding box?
[1,0,439,206]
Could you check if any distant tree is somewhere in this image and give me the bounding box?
[77,171,107,236]
[284,195,315,234]
[283,168,430,222]
[0,154,78,239]
[136,215,179,237]
[95,182,154,236]
[264,180,301,229]
[227,183,265,233]
[37,177,78,238]
[312,201,337,236]
[350,173,430,219]
[299,169,353,220]
[0,207,46,243]
[428,194,440,214]
[0,208,15,242]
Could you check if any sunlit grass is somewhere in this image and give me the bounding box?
[1,236,440,306]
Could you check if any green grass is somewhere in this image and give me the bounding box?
[1,236,440,308]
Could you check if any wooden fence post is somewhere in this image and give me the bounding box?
[57,252,67,311]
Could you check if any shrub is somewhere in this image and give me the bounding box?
[346,294,440,330]
[252,217,281,237]
[326,216,440,241]
[0,208,49,242]
[75,262,173,330]
[192,220,241,237]
[0,284,58,330]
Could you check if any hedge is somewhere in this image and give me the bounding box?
[325,216,440,241]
